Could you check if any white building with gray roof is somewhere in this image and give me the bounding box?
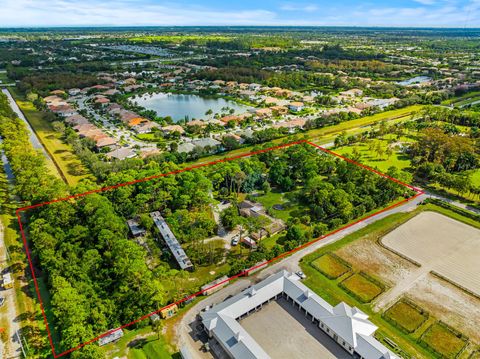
[201,270,398,359]
[150,211,194,271]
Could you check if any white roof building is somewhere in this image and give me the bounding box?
[150,211,194,271]
[201,270,398,359]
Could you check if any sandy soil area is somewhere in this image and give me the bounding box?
[336,237,416,286]
[335,211,480,344]
[382,211,480,297]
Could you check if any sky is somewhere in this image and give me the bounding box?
[1,0,480,28]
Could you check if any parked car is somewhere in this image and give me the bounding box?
[231,235,240,246]
[296,271,306,279]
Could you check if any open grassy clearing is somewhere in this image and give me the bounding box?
[340,272,384,303]
[253,189,304,222]
[384,300,428,333]
[9,89,93,186]
[311,253,351,279]
[104,327,177,359]
[420,322,468,359]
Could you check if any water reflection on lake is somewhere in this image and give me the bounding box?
[130,93,252,122]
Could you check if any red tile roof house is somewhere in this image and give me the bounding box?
[273,118,308,132]
[95,136,118,149]
[65,114,90,126]
[162,125,185,135]
[270,105,289,115]
[49,104,76,117]
[220,115,243,125]
[253,108,273,119]
[186,120,207,128]
[94,97,111,106]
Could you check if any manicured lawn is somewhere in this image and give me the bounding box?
[340,273,384,303]
[10,90,93,186]
[105,327,176,359]
[469,170,480,187]
[260,231,286,250]
[127,334,175,359]
[136,133,157,141]
[254,190,304,222]
[307,105,422,139]
[384,300,428,333]
[420,322,468,359]
[311,253,350,279]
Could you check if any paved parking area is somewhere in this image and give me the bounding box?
[240,298,351,359]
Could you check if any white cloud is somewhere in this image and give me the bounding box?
[412,0,437,5]
[280,3,319,12]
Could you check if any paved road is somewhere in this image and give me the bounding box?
[427,191,480,215]
[1,88,50,160]
[0,222,23,359]
[175,193,426,358]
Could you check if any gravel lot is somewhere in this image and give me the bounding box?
[240,298,351,359]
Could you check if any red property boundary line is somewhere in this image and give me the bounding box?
[15,140,424,358]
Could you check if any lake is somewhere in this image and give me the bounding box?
[397,76,432,86]
[130,93,252,122]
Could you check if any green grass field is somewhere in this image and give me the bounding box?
[104,327,177,359]
[307,105,422,140]
[384,300,428,333]
[311,253,351,279]
[340,273,384,303]
[127,335,176,359]
[253,189,304,222]
[10,90,93,186]
[193,105,422,167]
[335,136,414,175]
[420,322,468,359]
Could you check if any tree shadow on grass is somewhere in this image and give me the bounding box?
[128,338,148,349]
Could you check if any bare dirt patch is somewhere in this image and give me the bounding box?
[336,237,416,286]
